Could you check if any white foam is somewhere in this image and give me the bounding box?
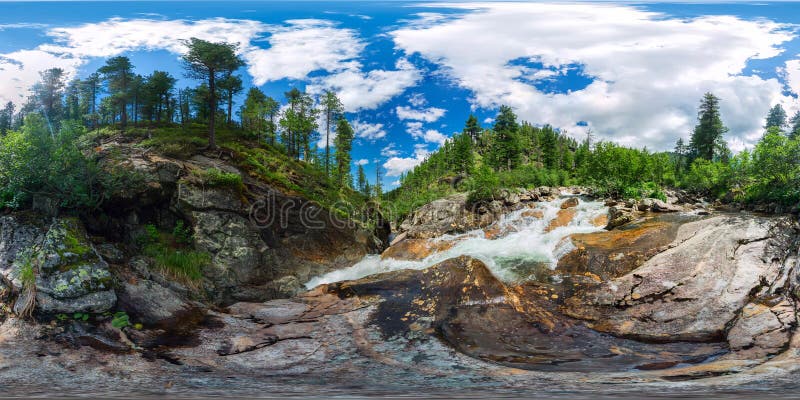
[305,196,608,289]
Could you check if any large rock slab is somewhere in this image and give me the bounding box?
[565,215,795,342]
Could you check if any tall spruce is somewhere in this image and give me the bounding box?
[0,101,14,134]
[789,111,800,140]
[321,90,343,177]
[487,105,521,171]
[334,117,354,189]
[463,114,481,144]
[765,104,788,131]
[689,92,728,161]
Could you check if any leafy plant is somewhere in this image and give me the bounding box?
[111,311,130,328]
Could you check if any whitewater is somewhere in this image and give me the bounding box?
[306,196,608,288]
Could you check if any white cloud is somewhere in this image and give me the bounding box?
[0,17,420,112]
[405,121,448,145]
[308,58,421,111]
[784,58,800,97]
[391,2,797,150]
[408,93,427,107]
[355,159,369,166]
[245,19,363,85]
[383,145,430,177]
[396,104,446,122]
[381,143,400,157]
[483,117,494,124]
[352,119,387,140]
[0,50,82,104]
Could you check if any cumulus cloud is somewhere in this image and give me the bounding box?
[1,17,420,111]
[381,143,400,157]
[396,104,446,122]
[308,58,421,111]
[352,119,387,140]
[245,19,363,85]
[0,50,82,104]
[383,144,430,177]
[391,2,796,150]
[355,159,369,166]
[784,58,800,96]
[405,121,449,145]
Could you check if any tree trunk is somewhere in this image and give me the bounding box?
[325,110,331,176]
[208,71,217,149]
[227,92,233,126]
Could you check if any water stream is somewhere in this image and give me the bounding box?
[306,196,608,288]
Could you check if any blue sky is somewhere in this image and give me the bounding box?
[1,2,799,188]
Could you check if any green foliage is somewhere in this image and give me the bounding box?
[0,115,133,210]
[466,165,500,204]
[689,92,729,162]
[197,167,244,190]
[18,258,35,289]
[680,158,732,197]
[741,127,800,205]
[172,221,193,246]
[140,224,209,282]
[111,311,131,329]
[73,312,90,322]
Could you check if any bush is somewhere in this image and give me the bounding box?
[681,159,732,197]
[467,166,500,204]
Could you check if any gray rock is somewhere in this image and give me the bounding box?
[605,206,636,229]
[566,216,795,342]
[651,199,682,212]
[116,278,200,326]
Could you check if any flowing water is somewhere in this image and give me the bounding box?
[306,196,608,288]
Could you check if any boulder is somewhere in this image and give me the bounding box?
[605,206,637,230]
[545,209,577,233]
[560,197,579,209]
[33,219,116,314]
[651,199,682,212]
[116,277,202,327]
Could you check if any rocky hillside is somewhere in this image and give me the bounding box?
[0,131,388,329]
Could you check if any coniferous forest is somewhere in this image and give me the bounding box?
[0,38,798,223]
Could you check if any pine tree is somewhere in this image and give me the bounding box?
[689,92,728,161]
[674,138,689,172]
[181,37,244,149]
[32,68,66,122]
[0,101,14,135]
[487,105,521,171]
[357,164,369,196]
[374,162,383,200]
[789,111,800,140]
[463,114,481,144]
[144,71,176,123]
[764,104,788,131]
[80,73,102,130]
[279,88,318,160]
[218,73,243,126]
[321,90,343,177]
[334,117,354,189]
[99,57,134,127]
[452,133,474,174]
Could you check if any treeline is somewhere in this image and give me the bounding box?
[388,93,800,219]
[0,38,374,212]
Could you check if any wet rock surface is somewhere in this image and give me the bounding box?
[1,188,800,396]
